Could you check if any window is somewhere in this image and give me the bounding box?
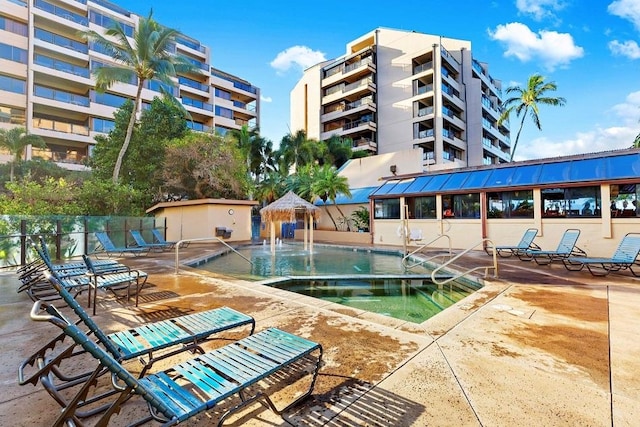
[91,91,129,108]
[454,193,480,218]
[0,16,28,36]
[0,74,26,94]
[215,88,231,100]
[215,106,233,119]
[92,117,115,133]
[406,196,436,219]
[610,184,639,217]
[541,186,601,218]
[89,11,134,37]
[487,190,533,218]
[0,43,27,63]
[374,199,400,219]
[0,105,25,124]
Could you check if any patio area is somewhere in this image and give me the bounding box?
[0,243,638,426]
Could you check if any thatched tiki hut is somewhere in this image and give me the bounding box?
[260,191,321,254]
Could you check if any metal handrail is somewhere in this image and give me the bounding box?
[430,238,498,285]
[402,234,452,270]
[174,237,252,274]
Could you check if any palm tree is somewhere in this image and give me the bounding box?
[312,164,352,231]
[0,127,45,182]
[81,11,196,183]
[277,130,316,173]
[498,74,566,161]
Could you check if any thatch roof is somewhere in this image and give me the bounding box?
[260,191,321,223]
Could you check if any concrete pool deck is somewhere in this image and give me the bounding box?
[0,243,639,426]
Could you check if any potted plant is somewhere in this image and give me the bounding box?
[351,206,370,232]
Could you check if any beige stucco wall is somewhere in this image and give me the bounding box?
[148,199,258,243]
[339,148,423,188]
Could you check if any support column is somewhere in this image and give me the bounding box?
[270,221,276,253]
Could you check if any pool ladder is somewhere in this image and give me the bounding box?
[402,234,453,270]
[430,239,499,285]
[174,237,253,274]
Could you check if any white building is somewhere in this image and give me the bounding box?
[291,27,510,171]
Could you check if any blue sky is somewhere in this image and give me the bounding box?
[117,0,640,161]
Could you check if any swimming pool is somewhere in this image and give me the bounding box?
[270,277,480,323]
[194,244,481,323]
[195,244,435,280]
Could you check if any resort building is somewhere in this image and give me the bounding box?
[0,0,259,170]
[290,27,511,171]
[360,147,640,258]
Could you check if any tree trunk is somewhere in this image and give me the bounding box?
[113,82,144,183]
[510,107,528,162]
[323,201,339,230]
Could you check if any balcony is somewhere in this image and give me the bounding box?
[34,85,89,107]
[34,0,88,26]
[35,28,88,54]
[182,96,214,112]
[413,62,432,75]
[178,76,209,93]
[33,117,89,136]
[34,54,90,78]
[414,83,433,96]
[416,106,434,117]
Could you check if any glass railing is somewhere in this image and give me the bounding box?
[415,84,433,95]
[34,54,90,78]
[34,85,89,106]
[417,106,433,117]
[35,28,88,54]
[0,16,28,36]
[175,36,206,53]
[32,146,86,164]
[7,0,27,7]
[0,74,26,94]
[33,117,89,135]
[178,76,209,92]
[89,10,133,37]
[182,97,213,112]
[417,129,434,139]
[186,121,211,132]
[344,57,372,73]
[185,57,209,71]
[34,0,88,26]
[89,0,130,17]
[0,42,27,63]
[413,62,432,74]
[90,90,128,108]
[344,77,372,93]
[92,117,115,133]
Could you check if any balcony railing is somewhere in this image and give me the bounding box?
[33,117,90,136]
[345,98,374,111]
[34,54,90,78]
[416,106,433,117]
[34,85,89,107]
[416,129,434,139]
[34,0,89,26]
[178,76,209,93]
[413,62,432,74]
[35,28,88,54]
[182,97,213,112]
[415,84,433,96]
[344,56,373,73]
[343,77,373,93]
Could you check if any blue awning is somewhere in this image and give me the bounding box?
[370,150,640,197]
[315,186,378,205]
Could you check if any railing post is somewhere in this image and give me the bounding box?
[55,220,62,261]
[20,220,27,266]
[83,217,88,255]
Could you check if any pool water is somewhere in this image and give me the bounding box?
[195,244,481,323]
[270,278,480,323]
[196,244,434,280]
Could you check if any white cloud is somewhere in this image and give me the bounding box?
[516,91,640,160]
[608,0,640,30]
[609,39,640,58]
[488,22,584,71]
[269,46,326,74]
[260,95,273,103]
[516,0,566,21]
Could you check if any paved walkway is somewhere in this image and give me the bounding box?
[0,244,638,426]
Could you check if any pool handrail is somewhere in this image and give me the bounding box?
[430,238,499,286]
[402,234,452,270]
[174,237,252,274]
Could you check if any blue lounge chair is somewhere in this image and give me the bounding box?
[128,230,172,252]
[24,294,322,427]
[522,228,586,265]
[486,228,540,258]
[151,228,185,249]
[563,232,640,276]
[93,231,150,258]
[20,273,255,385]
